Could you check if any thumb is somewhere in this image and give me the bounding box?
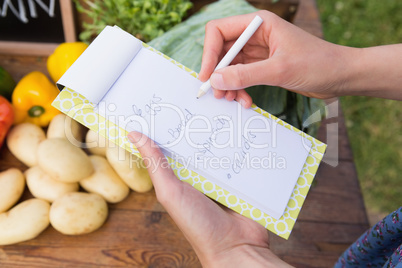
[127,131,182,202]
[210,60,272,90]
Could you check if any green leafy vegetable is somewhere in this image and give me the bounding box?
[75,0,193,42]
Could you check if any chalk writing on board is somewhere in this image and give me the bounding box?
[0,0,55,23]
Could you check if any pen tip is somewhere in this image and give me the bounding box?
[197,90,206,99]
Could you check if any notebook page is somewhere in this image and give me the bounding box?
[97,47,312,219]
[57,26,143,104]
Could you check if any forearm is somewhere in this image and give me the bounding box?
[339,44,402,100]
[201,244,293,268]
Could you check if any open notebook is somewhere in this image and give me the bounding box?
[52,26,326,239]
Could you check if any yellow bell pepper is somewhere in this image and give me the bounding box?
[12,71,60,127]
[47,42,88,83]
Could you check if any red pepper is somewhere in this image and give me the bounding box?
[0,96,14,148]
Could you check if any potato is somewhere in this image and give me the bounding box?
[47,114,86,146]
[0,199,50,245]
[80,155,129,203]
[50,192,108,235]
[85,129,108,156]
[0,168,25,213]
[7,123,46,167]
[37,138,94,183]
[106,146,153,193]
[25,166,79,203]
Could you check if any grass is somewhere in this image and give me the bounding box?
[315,0,402,216]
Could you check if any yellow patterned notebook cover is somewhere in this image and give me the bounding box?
[52,42,326,240]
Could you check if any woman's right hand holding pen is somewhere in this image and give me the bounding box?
[199,10,402,108]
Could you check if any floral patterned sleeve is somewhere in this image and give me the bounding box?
[335,207,402,267]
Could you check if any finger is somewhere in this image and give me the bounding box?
[235,89,253,109]
[199,22,225,82]
[127,132,182,204]
[208,12,266,43]
[213,88,226,99]
[225,90,237,102]
[223,41,269,63]
[199,12,266,82]
[211,60,274,91]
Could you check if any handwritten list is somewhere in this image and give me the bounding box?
[99,45,312,219]
[59,26,313,220]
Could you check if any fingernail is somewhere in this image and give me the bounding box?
[238,98,246,107]
[210,73,225,90]
[127,131,142,144]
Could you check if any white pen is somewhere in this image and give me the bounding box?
[197,15,263,99]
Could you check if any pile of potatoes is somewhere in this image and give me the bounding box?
[0,114,152,245]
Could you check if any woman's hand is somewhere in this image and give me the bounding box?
[128,131,292,267]
[199,10,402,107]
[199,10,349,108]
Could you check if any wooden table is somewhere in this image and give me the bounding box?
[0,0,369,266]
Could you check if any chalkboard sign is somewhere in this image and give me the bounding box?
[0,0,76,56]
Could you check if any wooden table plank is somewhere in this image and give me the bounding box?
[268,99,369,266]
[0,55,48,82]
[299,106,368,225]
[1,209,200,267]
[0,0,369,267]
[272,221,368,267]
